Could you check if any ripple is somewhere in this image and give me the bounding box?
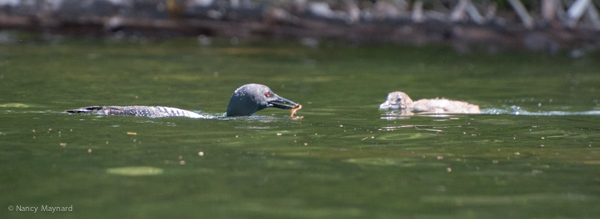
[106,166,164,176]
[419,193,591,205]
[0,103,36,108]
[377,132,436,140]
[345,157,446,167]
[482,106,600,116]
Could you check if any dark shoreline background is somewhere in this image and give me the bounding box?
[1,0,599,54]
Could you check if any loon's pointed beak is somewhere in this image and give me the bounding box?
[268,95,298,109]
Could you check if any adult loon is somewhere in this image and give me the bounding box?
[379,91,481,114]
[66,84,299,118]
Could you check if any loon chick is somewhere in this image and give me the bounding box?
[379,91,481,114]
[66,84,299,118]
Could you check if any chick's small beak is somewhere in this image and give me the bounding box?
[379,101,392,109]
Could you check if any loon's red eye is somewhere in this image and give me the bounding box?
[265,92,271,97]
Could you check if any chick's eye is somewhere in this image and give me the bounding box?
[265,92,271,97]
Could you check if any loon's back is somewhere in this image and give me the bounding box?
[412,98,481,114]
[66,106,210,118]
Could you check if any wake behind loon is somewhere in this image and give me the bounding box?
[379,91,480,114]
[66,84,299,118]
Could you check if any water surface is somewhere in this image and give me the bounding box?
[1,38,600,218]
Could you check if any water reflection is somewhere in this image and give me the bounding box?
[380,110,464,120]
[381,106,600,120]
[220,115,300,124]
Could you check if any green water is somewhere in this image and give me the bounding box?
[1,37,600,218]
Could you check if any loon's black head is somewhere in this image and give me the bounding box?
[226,84,299,117]
[379,91,414,110]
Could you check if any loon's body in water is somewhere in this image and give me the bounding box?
[379,91,480,114]
[66,84,299,118]
[66,106,210,118]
